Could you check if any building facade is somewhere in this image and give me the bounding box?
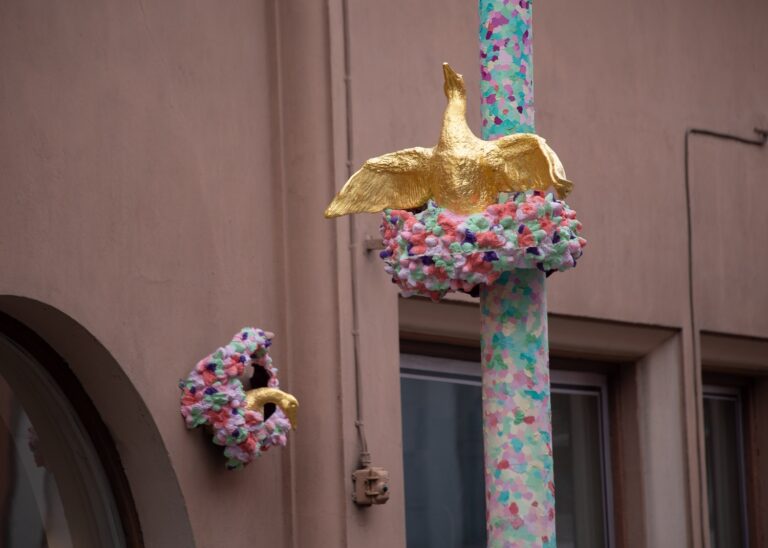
[1,0,767,546]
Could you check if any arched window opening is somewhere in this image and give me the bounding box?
[0,315,141,547]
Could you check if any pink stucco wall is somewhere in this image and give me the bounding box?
[1,0,767,546]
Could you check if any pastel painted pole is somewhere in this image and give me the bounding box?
[480,0,534,137]
[479,2,556,547]
[324,2,583,543]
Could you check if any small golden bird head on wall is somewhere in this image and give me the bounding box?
[279,393,299,431]
[245,387,299,431]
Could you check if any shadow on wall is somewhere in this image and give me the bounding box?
[0,295,195,547]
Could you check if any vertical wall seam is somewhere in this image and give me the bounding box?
[266,2,297,546]
[323,0,352,543]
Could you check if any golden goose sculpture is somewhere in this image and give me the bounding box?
[324,63,572,217]
[244,387,299,430]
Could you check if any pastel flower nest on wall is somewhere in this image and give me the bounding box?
[179,328,291,469]
[380,190,586,301]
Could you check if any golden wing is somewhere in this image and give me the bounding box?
[486,134,573,199]
[324,147,433,218]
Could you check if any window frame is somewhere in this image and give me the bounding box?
[398,298,699,547]
[0,312,143,546]
[400,352,616,547]
[701,329,768,548]
[702,384,751,547]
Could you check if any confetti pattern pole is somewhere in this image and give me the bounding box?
[479,2,556,546]
[480,0,534,137]
[325,2,583,543]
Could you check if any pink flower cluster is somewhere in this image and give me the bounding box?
[380,190,586,300]
[179,328,291,469]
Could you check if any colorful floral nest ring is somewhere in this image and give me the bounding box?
[179,328,292,469]
[379,190,586,301]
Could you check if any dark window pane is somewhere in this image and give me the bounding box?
[401,375,486,548]
[704,394,748,548]
[552,391,607,548]
[0,375,72,547]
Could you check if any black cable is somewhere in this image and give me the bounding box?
[683,127,766,365]
[683,126,767,544]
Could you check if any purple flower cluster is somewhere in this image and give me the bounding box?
[380,190,586,300]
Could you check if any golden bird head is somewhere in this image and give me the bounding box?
[443,63,466,100]
[279,393,299,431]
[244,387,299,430]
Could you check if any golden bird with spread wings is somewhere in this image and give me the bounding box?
[324,63,572,218]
